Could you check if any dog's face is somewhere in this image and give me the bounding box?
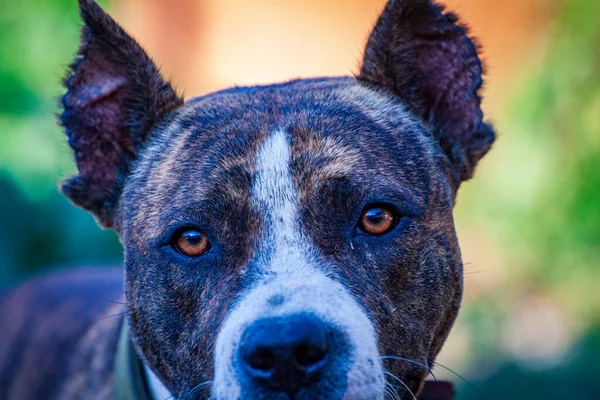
[121,80,463,400]
[61,1,494,399]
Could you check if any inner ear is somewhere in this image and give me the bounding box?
[66,48,129,133]
[60,0,183,228]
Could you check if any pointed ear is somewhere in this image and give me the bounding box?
[60,0,183,228]
[358,0,495,186]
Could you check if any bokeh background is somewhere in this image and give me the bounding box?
[1,0,599,398]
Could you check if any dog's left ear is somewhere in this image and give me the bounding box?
[358,0,495,186]
[60,0,183,228]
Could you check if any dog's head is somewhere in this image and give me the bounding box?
[60,0,494,399]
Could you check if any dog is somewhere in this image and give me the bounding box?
[0,0,495,399]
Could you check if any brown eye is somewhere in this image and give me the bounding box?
[358,205,397,235]
[175,229,210,257]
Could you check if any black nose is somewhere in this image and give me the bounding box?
[240,313,330,393]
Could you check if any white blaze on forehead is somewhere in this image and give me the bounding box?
[251,130,316,273]
[213,130,384,400]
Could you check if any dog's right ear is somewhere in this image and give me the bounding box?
[60,0,183,229]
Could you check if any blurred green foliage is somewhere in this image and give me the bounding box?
[452,0,600,397]
[0,0,598,398]
[503,0,600,319]
[456,0,600,333]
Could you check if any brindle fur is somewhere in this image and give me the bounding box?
[0,0,494,399]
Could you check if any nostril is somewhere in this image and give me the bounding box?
[294,342,328,370]
[245,346,276,372]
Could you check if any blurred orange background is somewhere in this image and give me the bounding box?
[114,0,554,110]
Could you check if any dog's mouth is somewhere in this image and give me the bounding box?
[146,367,426,400]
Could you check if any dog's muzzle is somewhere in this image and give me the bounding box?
[213,273,386,400]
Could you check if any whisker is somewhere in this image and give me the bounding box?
[384,386,391,400]
[94,311,126,323]
[384,388,393,400]
[432,361,483,396]
[179,380,213,399]
[463,269,490,275]
[103,299,127,305]
[385,382,402,400]
[383,370,417,400]
[385,383,399,400]
[380,355,437,381]
[382,355,482,397]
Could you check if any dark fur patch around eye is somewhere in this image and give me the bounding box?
[60,0,183,228]
[358,0,495,187]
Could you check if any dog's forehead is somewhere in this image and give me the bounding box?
[125,77,443,237]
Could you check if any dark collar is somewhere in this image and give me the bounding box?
[114,321,454,400]
[115,320,154,400]
[419,381,455,400]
